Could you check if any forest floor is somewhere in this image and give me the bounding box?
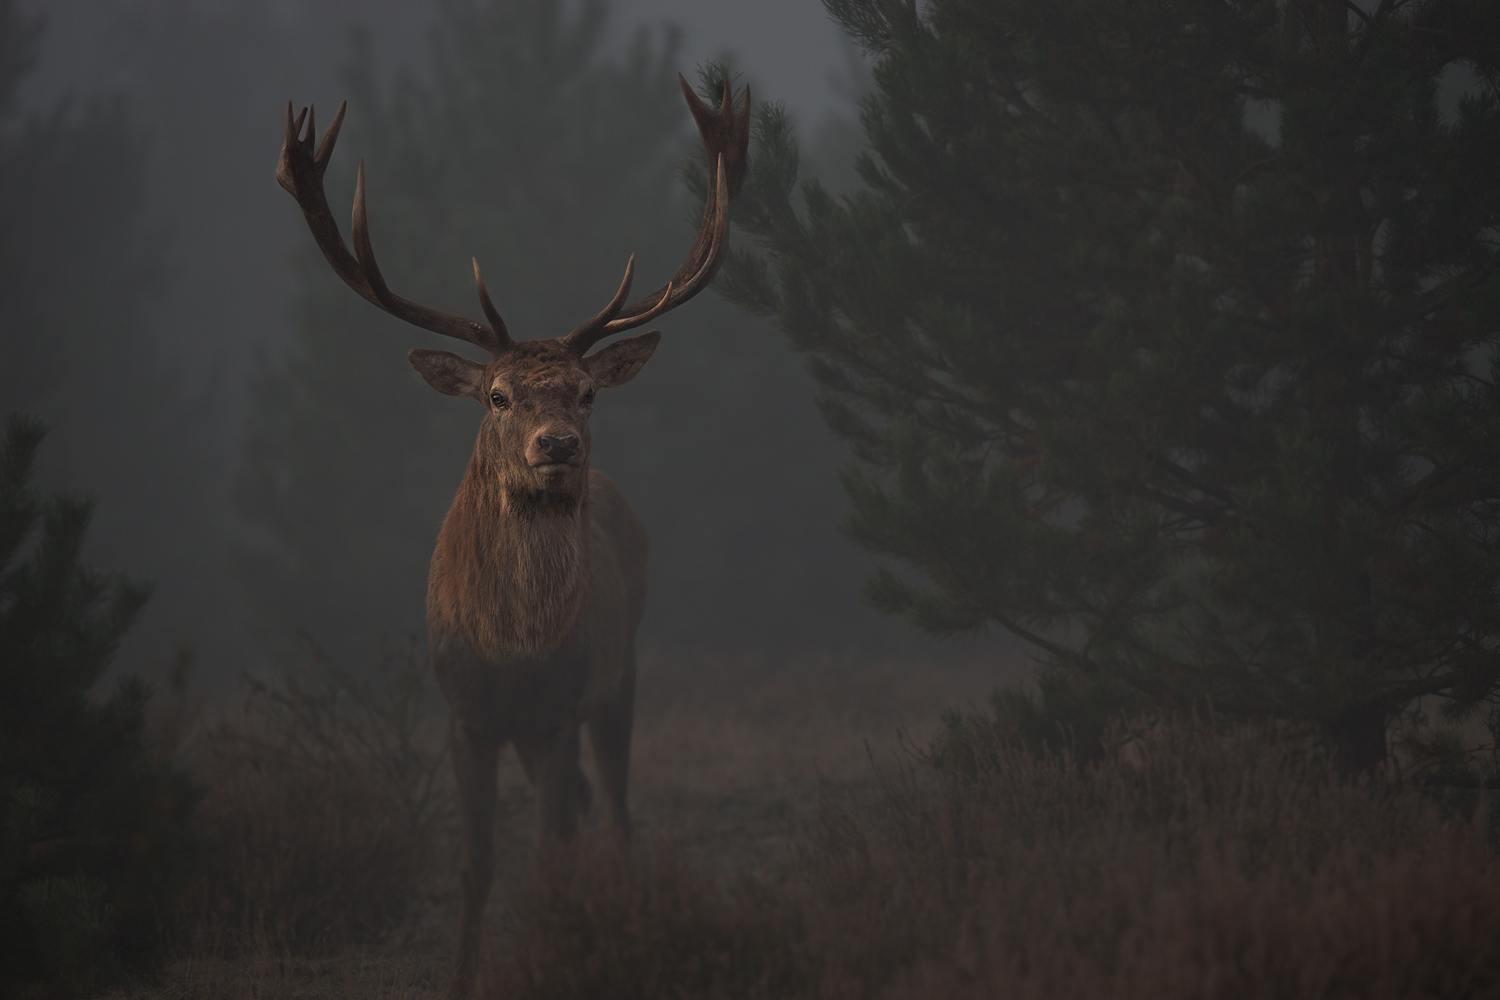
[110,650,1004,1000]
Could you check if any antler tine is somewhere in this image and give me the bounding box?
[350,162,510,356]
[564,75,751,355]
[349,163,392,303]
[313,101,345,169]
[286,103,308,154]
[472,258,510,344]
[562,254,638,350]
[277,102,373,305]
[607,152,731,331]
[277,100,510,357]
[603,155,728,334]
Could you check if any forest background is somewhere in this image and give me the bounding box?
[7,0,1500,995]
[1,0,964,682]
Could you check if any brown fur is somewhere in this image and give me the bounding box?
[408,336,657,1000]
[427,432,591,660]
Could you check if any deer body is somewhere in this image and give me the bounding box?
[428,464,646,732]
[433,459,646,988]
[276,75,748,999]
[429,461,647,785]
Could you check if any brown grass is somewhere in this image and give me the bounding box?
[113,648,1500,999]
[106,951,441,1000]
[620,649,999,874]
[491,715,1500,1000]
[631,649,999,791]
[793,720,1499,999]
[496,838,801,1000]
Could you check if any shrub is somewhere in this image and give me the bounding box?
[0,414,200,997]
[180,638,451,955]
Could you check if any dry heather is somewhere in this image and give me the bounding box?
[111,648,1500,999]
[173,643,454,959]
[110,649,990,998]
[795,722,1499,999]
[496,718,1500,1000]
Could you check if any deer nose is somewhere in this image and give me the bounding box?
[537,433,580,463]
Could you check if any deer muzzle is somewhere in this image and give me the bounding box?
[533,433,581,466]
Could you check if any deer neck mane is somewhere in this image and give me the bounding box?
[428,430,590,661]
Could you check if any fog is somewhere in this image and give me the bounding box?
[3,0,955,684]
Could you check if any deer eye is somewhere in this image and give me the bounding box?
[490,392,509,410]
[582,388,596,408]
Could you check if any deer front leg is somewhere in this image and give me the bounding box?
[524,723,584,845]
[448,718,499,1000]
[515,740,592,821]
[588,659,635,844]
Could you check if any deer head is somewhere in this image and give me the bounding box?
[275,76,751,512]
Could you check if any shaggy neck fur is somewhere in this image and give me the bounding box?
[428,428,590,660]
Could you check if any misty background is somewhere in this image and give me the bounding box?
[1,0,967,685]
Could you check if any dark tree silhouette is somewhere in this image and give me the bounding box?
[0,414,199,995]
[721,0,1500,769]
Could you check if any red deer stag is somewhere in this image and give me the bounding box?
[276,77,749,997]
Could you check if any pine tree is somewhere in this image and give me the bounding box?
[721,0,1500,769]
[0,414,199,996]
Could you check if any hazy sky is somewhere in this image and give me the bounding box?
[616,0,858,120]
[16,0,862,378]
[22,0,859,124]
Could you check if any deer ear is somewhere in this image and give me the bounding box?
[408,349,487,398]
[585,331,661,388]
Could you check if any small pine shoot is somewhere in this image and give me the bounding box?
[0,414,200,996]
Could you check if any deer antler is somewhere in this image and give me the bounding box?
[563,74,751,355]
[277,101,511,357]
